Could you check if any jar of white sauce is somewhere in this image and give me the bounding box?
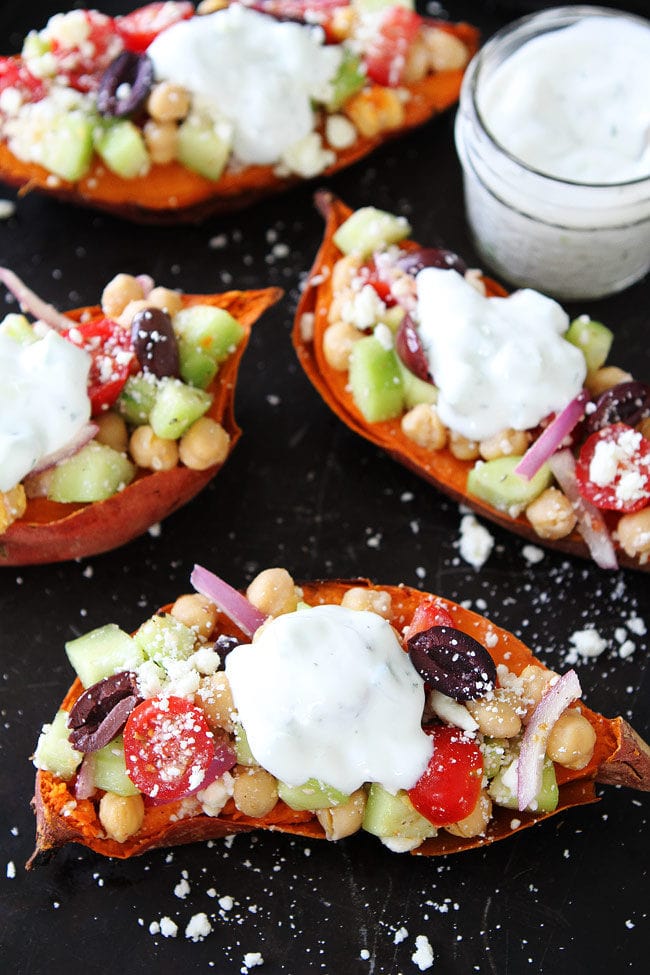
[454,6,650,300]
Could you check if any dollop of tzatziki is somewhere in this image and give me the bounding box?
[416,269,586,441]
[225,604,433,795]
[0,328,91,492]
[147,5,343,166]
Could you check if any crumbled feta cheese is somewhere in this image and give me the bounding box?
[185,912,213,942]
[197,772,234,817]
[281,131,335,178]
[428,690,478,733]
[342,283,387,330]
[374,322,394,350]
[458,513,494,569]
[411,934,435,971]
[567,628,608,662]
[325,114,357,149]
[242,952,264,969]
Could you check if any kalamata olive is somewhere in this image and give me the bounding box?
[584,381,650,435]
[407,626,497,702]
[215,634,241,665]
[397,247,467,278]
[131,307,180,378]
[96,51,154,118]
[395,312,432,382]
[67,671,141,752]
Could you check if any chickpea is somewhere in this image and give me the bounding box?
[546,709,597,770]
[246,567,300,617]
[466,691,522,738]
[585,365,632,397]
[316,789,367,841]
[0,484,26,532]
[479,428,530,461]
[423,27,469,71]
[232,767,279,818]
[616,508,650,561]
[147,81,191,123]
[23,468,53,499]
[118,298,152,328]
[518,664,557,720]
[179,418,231,470]
[344,87,405,139]
[401,37,430,84]
[129,425,179,471]
[197,0,228,13]
[448,430,480,461]
[331,254,361,294]
[322,321,363,371]
[99,792,145,843]
[94,412,128,453]
[101,273,145,318]
[171,593,218,640]
[445,790,492,838]
[195,672,237,732]
[341,587,392,619]
[401,404,447,451]
[525,487,578,540]
[147,286,184,317]
[143,119,178,165]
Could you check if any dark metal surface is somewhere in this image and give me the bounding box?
[0,3,648,973]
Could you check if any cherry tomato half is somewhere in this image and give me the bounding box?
[0,56,46,103]
[123,696,216,803]
[116,2,195,53]
[62,318,136,416]
[404,600,454,643]
[49,11,121,92]
[363,7,423,87]
[575,422,650,513]
[408,725,483,827]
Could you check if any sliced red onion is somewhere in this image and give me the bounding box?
[191,564,267,638]
[515,390,590,481]
[31,422,98,474]
[0,266,76,333]
[517,669,582,812]
[136,274,154,297]
[143,742,237,807]
[548,449,618,570]
[74,755,97,800]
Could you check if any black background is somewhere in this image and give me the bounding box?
[0,3,648,973]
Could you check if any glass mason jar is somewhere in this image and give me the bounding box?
[454,5,650,301]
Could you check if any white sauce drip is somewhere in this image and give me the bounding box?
[225,604,432,795]
[0,328,91,492]
[147,6,342,166]
[478,16,650,184]
[416,269,586,441]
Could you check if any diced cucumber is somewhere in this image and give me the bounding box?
[40,113,95,182]
[65,623,144,689]
[33,710,82,780]
[174,306,245,363]
[234,724,258,767]
[48,441,135,503]
[333,207,411,260]
[325,51,366,111]
[177,118,231,181]
[352,0,415,12]
[565,316,613,372]
[481,737,514,780]
[362,783,436,841]
[396,358,438,409]
[0,314,37,344]
[488,757,558,813]
[133,613,196,667]
[349,335,405,422]
[92,736,139,797]
[94,119,150,179]
[381,306,406,333]
[117,374,160,425]
[467,456,552,516]
[278,778,350,811]
[149,378,212,439]
[178,339,218,390]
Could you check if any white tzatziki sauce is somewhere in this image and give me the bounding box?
[147,6,342,166]
[0,328,91,492]
[477,16,650,184]
[415,269,586,441]
[225,604,433,795]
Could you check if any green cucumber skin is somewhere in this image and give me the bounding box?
[467,456,552,515]
[362,783,436,841]
[278,778,350,811]
[48,442,136,503]
[349,336,405,423]
[333,207,411,260]
[34,710,82,781]
[65,624,144,689]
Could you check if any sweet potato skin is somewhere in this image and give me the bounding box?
[28,579,650,867]
[292,193,648,572]
[0,287,282,565]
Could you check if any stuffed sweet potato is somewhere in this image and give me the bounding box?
[292,193,650,571]
[29,567,650,866]
[0,271,281,564]
[0,1,479,223]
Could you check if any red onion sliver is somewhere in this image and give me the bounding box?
[74,755,97,800]
[515,390,590,481]
[191,564,267,637]
[517,669,582,811]
[135,274,155,297]
[31,423,98,474]
[0,266,76,333]
[547,449,618,570]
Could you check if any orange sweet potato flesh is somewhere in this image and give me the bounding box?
[292,193,648,572]
[0,22,479,224]
[28,579,650,867]
[0,287,282,566]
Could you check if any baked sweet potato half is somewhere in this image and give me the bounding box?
[29,568,650,867]
[292,193,650,571]
[0,273,281,565]
[0,2,479,223]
